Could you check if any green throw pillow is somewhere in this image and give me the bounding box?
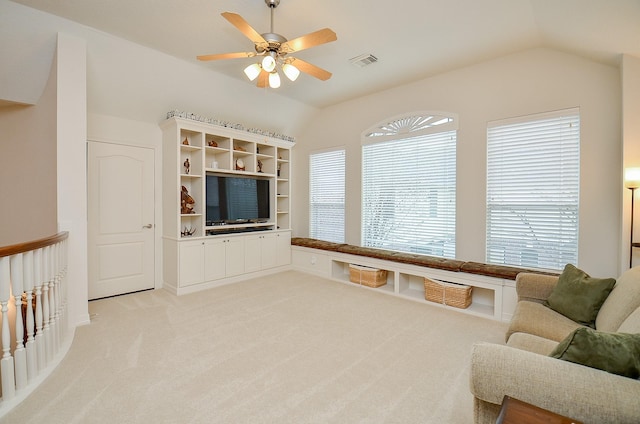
[544,264,615,327]
[550,327,640,379]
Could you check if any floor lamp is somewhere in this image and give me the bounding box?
[625,167,640,268]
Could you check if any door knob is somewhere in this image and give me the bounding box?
[143,224,153,229]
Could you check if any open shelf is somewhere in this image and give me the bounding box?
[330,260,395,295]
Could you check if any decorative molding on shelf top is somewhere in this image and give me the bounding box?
[166,110,295,143]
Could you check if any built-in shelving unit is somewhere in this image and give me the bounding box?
[161,117,295,295]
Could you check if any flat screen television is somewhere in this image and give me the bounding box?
[205,174,270,224]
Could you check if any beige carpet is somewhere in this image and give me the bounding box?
[1,270,507,424]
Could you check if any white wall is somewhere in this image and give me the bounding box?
[0,60,57,246]
[622,55,640,272]
[57,32,89,327]
[295,48,622,277]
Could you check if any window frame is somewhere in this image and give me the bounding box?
[309,147,346,243]
[485,108,580,271]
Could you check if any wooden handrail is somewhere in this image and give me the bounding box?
[0,231,69,258]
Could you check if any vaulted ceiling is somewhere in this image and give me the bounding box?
[10,0,640,108]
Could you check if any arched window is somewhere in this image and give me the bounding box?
[361,112,457,258]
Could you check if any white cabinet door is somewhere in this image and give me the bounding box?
[225,237,245,277]
[260,233,278,269]
[244,235,262,273]
[204,238,226,281]
[276,231,291,266]
[244,233,278,271]
[179,240,205,287]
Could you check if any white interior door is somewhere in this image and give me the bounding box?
[88,141,155,299]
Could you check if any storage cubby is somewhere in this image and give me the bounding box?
[397,273,425,300]
[180,129,203,148]
[330,260,395,295]
[256,143,276,175]
[397,271,496,318]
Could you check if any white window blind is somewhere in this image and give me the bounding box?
[362,131,456,258]
[486,108,580,270]
[310,149,345,243]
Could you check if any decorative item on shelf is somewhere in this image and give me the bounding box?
[183,158,190,174]
[257,159,263,173]
[181,226,196,237]
[180,185,196,214]
[208,140,218,147]
[277,163,281,177]
[182,137,189,145]
[235,158,245,171]
[256,146,260,154]
[625,167,640,267]
[166,110,296,142]
[234,145,247,152]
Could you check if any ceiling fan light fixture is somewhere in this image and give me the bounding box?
[243,63,262,81]
[197,0,337,88]
[262,53,277,73]
[268,71,281,88]
[282,63,300,81]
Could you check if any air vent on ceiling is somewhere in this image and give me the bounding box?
[349,53,378,68]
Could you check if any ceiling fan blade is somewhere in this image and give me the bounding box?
[256,70,269,88]
[280,28,337,54]
[221,12,267,46]
[289,58,332,81]
[197,52,256,61]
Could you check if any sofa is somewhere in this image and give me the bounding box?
[470,266,640,424]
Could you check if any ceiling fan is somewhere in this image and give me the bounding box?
[197,0,337,89]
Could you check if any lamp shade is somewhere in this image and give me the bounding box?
[282,63,300,81]
[625,167,640,189]
[261,54,276,73]
[268,71,281,88]
[243,63,261,81]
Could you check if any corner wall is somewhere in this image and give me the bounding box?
[0,62,57,246]
[622,55,640,273]
[57,32,89,327]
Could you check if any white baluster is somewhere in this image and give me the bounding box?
[47,245,55,358]
[51,243,59,352]
[22,250,37,382]
[41,245,52,364]
[0,256,16,401]
[61,239,69,335]
[10,253,27,390]
[56,242,62,344]
[34,248,45,371]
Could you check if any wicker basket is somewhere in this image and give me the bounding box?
[349,264,388,288]
[424,278,472,309]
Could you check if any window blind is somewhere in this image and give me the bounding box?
[486,109,580,270]
[362,131,456,258]
[310,149,345,243]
